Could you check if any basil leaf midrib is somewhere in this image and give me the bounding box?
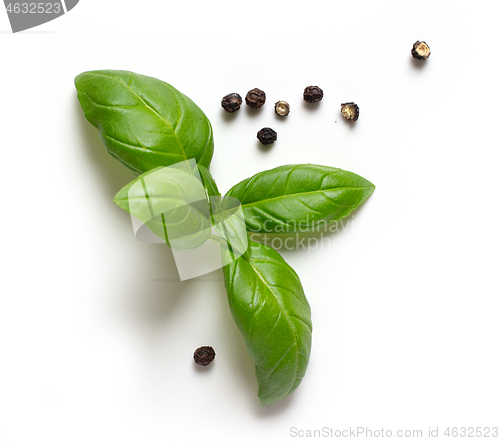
[247,258,302,394]
[243,256,300,384]
[238,187,374,209]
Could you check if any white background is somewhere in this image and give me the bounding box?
[1,1,499,440]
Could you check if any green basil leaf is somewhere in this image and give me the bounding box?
[113,165,213,250]
[222,236,312,406]
[198,165,220,199]
[75,70,214,175]
[214,200,248,260]
[198,164,221,220]
[224,164,375,233]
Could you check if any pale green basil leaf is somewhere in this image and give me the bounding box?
[113,166,212,250]
[75,70,214,175]
[224,164,375,233]
[222,236,312,406]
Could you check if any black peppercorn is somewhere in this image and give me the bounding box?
[341,102,359,121]
[257,127,277,145]
[193,346,216,366]
[245,88,266,109]
[221,93,242,113]
[275,101,290,117]
[411,41,431,60]
[303,86,323,103]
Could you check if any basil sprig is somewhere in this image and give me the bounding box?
[76,70,375,407]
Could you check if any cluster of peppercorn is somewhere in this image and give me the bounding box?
[220,41,430,147]
[195,39,430,368]
[221,86,362,146]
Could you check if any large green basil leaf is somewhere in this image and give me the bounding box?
[113,165,214,250]
[75,70,214,175]
[224,164,375,233]
[222,236,312,406]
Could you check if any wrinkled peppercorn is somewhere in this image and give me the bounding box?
[303,86,323,103]
[341,102,359,121]
[193,346,216,366]
[411,41,431,60]
[274,101,290,117]
[221,93,242,113]
[257,127,277,145]
[245,88,266,108]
